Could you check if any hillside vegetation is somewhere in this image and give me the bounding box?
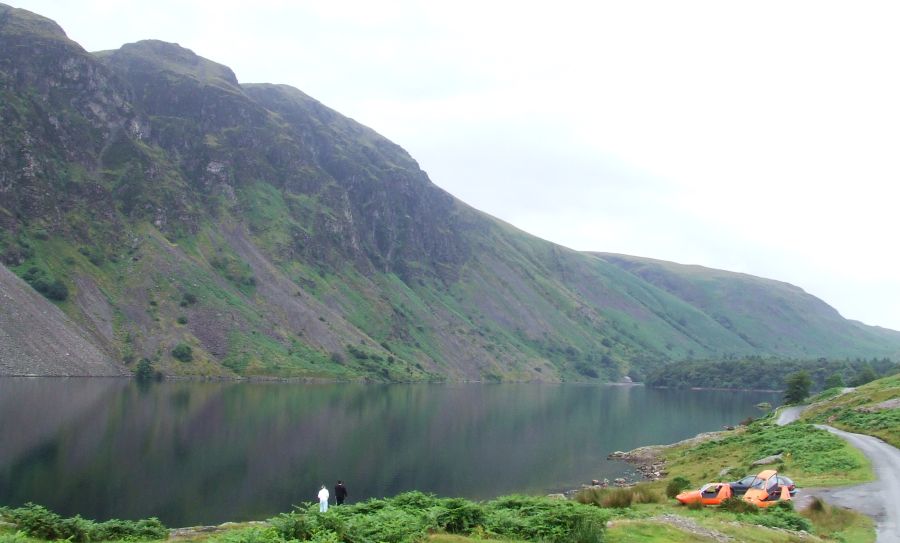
[802,373,900,447]
[645,357,897,391]
[2,3,900,380]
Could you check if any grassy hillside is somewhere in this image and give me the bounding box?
[801,373,900,447]
[598,253,900,359]
[2,3,900,380]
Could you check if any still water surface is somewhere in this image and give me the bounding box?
[0,379,779,526]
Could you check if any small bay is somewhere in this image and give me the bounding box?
[0,378,778,526]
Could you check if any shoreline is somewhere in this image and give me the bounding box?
[1,375,786,393]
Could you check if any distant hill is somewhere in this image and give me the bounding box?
[1,3,898,380]
[596,253,900,358]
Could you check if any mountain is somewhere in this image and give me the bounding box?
[1,3,898,380]
[596,253,900,358]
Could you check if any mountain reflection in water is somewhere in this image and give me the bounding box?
[0,379,778,526]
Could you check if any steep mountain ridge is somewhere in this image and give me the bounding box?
[1,3,898,380]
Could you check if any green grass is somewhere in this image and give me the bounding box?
[606,521,699,543]
[601,500,874,542]
[221,329,353,379]
[662,419,873,489]
[802,373,900,447]
[800,498,875,543]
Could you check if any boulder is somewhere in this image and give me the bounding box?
[750,453,784,466]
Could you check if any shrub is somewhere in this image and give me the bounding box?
[347,345,368,360]
[180,292,198,307]
[0,532,28,543]
[807,496,826,513]
[29,275,69,301]
[720,497,758,514]
[90,518,167,540]
[2,503,73,540]
[269,511,317,541]
[631,485,662,504]
[1,503,166,542]
[270,493,608,543]
[212,526,288,543]
[575,361,599,378]
[343,506,426,542]
[484,495,609,542]
[434,498,485,533]
[390,491,440,510]
[135,358,155,381]
[171,343,193,362]
[686,500,703,510]
[44,280,69,301]
[600,489,633,508]
[666,476,692,498]
[177,316,188,325]
[800,496,860,537]
[775,499,794,512]
[576,484,660,508]
[744,507,812,532]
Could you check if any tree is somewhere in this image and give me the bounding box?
[135,358,155,381]
[824,373,844,389]
[850,365,878,387]
[171,343,193,363]
[784,371,812,404]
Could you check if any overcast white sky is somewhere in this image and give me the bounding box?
[12,1,900,331]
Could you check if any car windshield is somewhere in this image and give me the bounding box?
[749,476,767,490]
[779,476,794,486]
[738,476,756,486]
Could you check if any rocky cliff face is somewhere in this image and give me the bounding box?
[1,3,898,380]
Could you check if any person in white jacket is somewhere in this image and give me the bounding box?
[318,485,330,512]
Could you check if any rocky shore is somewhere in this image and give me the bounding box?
[567,429,735,495]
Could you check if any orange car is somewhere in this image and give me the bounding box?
[676,482,733,505]
[741,469,793,508]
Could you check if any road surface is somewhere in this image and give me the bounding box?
[775,405,806,425]
[812,425,899,542]
[776,402,899,541]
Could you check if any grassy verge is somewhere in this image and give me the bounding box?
[3,484,873,543]
[1,495,610,543]
[660,418,873,488]
[801,374,900,448]
[586,497,872,542]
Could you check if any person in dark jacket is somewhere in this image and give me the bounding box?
[334,480,348,505]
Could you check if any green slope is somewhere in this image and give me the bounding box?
[1,3,898,381]
[597,253,900,359]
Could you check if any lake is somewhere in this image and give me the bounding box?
[0,378,779,526]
